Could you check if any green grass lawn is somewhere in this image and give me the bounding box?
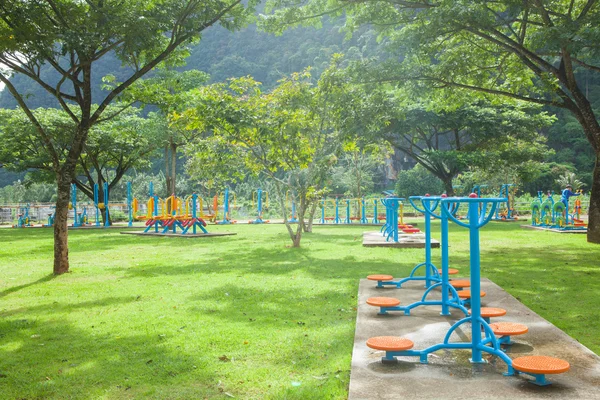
[0,222,599,399]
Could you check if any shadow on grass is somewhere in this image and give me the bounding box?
[0,314,221,399]
[0,274,56,299]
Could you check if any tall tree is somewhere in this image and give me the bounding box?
[0,107,159,224]
[122,70,210,197]
[261,0,600,243]
[0,0,256,273]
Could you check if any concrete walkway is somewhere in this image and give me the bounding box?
[349,278,600,399]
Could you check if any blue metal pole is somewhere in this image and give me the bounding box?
[71,183,79,227]
[335,198,340,224]
[224,188,230,223]
[321,199,325,224]
[345,200,350,224]
[424,201,432,288]
[127,181,132,227]
[468,198,484,363]
[94,183,100,226]
[103,182,110,227]
[440,199,450,316]
[257,188,262,221]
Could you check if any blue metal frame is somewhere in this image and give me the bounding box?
[249,188,267,224]
[378,195,515,373]
[217,188,233,225]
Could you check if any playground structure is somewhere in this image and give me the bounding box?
[493,184,519,221]
[530,190,587,231]
[132,187,209,235]
[215,188,236,225]
[365,194,570,386]
[248,188,269,224]
[319,196,404,226]
[12,203,33,228]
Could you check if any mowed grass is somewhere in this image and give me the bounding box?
[0,221,599,399]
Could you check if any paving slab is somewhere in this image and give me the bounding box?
[120,231,237,238]
[349,278,600,399]
[362,231,440,249]
[520,225,588,234]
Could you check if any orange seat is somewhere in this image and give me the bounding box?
[366,297,400,307]
[449,280,471,289]
[512,356,570,375]
[469,307,507,318]
[366,336,414,351]
[457,290,486,299]
[490,322,528,336]
[438,268,459,275]
[367,274,394,281]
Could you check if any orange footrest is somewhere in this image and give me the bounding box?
[490,322,528,336]
[402,228,421,234]
[457,290,486,299]
[438,268,459,275]
[366,297,400,307]
[512,356,570,374]
[366,336,414,351]
[469,307,507,318]
[367,274,394,281]
[449,280,471,289]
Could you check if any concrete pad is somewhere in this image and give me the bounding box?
[120,231,237,238]
[520,225,588,234]
[349,278,600,399]
[362,231,440,249]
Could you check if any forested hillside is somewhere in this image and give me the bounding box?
[0,17,597,190]
[0,20,379,108]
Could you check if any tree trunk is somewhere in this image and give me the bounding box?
[53,174,72,275]
[588,154,600,244]
[443,179,455,197]
[304,201,318,233]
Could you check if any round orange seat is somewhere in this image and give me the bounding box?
[457,290,486,299]
[366,297,400,307]
[366,336,414,351]
[438,268,459,275]
[450,280,471,288]
[469,307,507,318]
[490,322,528,336]
[512,356,570,374]
[367,274,394,281]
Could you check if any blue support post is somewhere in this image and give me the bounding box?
[71,183,80,227]
[345,199,351,224]
[103,182,110,227]
[94,184,100,226]
[127,182,132,227]
[361,198,368,224]
[335,198,341,224]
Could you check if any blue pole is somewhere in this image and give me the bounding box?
[440,199,450,316]
[468,198,484,363]
[335,198,340,224]
[71,183,79,227]
[224,188,230,223]
[103,182,110,227]
[321,199,325,224]
[345,200,350,224]
[424,201,432,288]
[127,182,132,227]
[94,183,100,226]
[257,188,262,221]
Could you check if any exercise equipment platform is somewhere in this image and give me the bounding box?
[520,225,588,234]
[349,278,600,399]
[362,231,440,249]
